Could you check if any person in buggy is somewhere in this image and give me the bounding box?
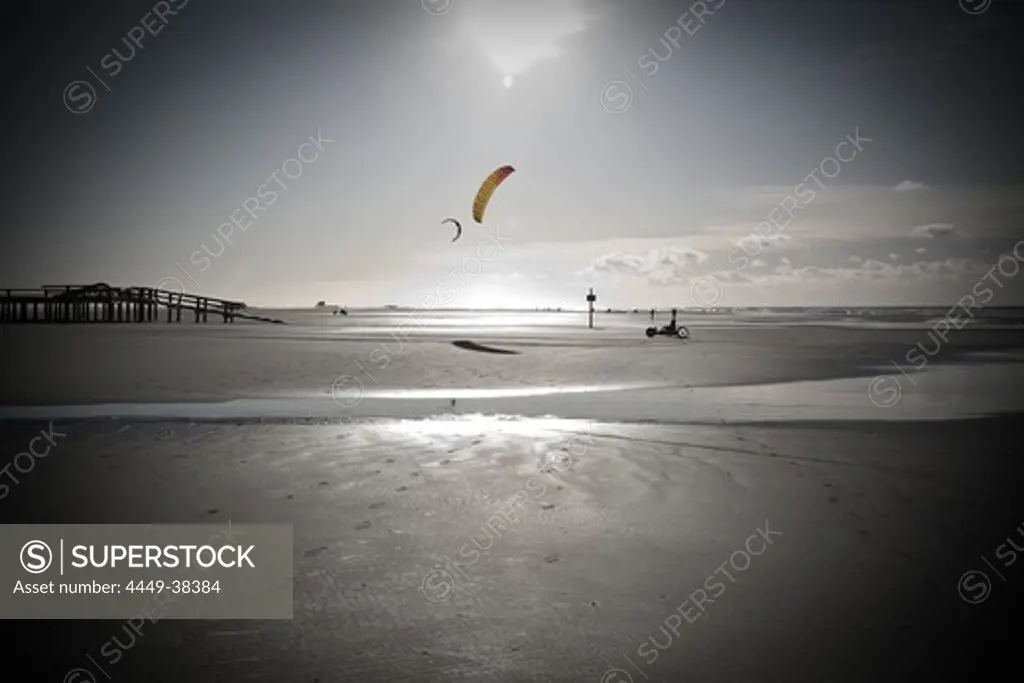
[664,308,679,332]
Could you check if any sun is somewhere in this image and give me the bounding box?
[502,74,514,89]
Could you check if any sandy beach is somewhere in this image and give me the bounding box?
[3,309,1024,408]
[2,311,1024,681]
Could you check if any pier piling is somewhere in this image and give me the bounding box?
[0,283,257,325]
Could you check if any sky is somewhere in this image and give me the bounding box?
[3,0,1024,308]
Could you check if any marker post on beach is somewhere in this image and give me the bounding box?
[587,288,597,329]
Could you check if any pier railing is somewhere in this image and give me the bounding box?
[0,283,281,324]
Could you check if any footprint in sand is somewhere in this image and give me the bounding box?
[385,458,395,464]
[410,472,420,478]
[440,459,451,465]
[396,486,408,492]
[206,508,219,515]
[540,503,555,510]
[354,521,371,530]
[304,545,328,557]
[369,502,386,509]
[543,554,561,564]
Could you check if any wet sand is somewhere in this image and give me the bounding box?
[2,417,1023,681]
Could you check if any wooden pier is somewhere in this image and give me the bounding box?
[0,283,282,324]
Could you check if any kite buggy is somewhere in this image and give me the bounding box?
[646,323,690,339]
[646,307,690,339]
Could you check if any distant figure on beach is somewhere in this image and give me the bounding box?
[649,308,655,321]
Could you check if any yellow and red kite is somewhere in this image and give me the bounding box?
[472,165,515,223]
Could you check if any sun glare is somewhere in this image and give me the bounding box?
[461,0,591,86]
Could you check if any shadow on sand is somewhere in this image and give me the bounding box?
[451,340,520,354]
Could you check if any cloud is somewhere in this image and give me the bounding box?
[890,253,899,261]
[652,246,708,268]
[895,180,929,192]
[849,255,863,263]
[916,247,927,254]
[733,233,793,252]
[750,259,767,267]
[587,252,648,276]
[583,246,709,285]
[911,222,957,239]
